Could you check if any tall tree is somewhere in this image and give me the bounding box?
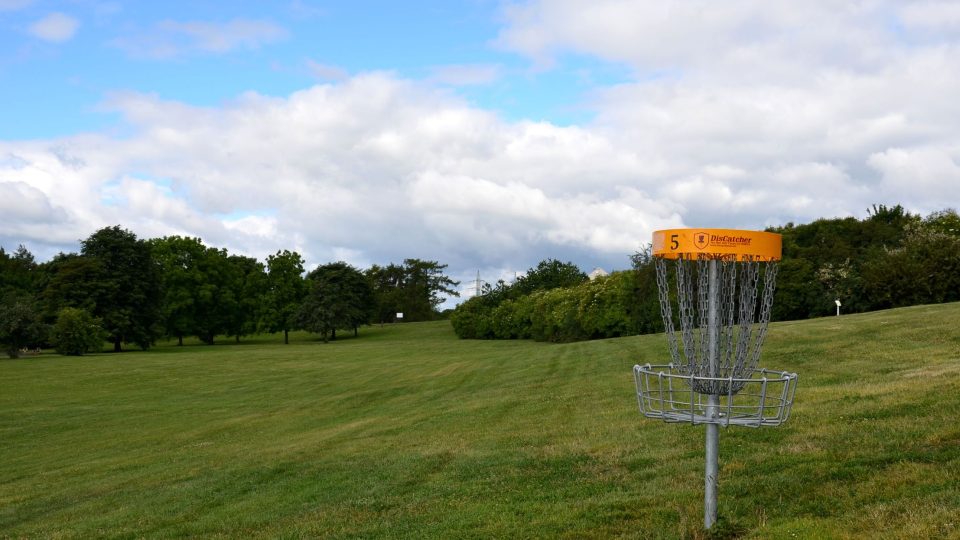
[366,260,459,322]
[769,205,922,319]
[401,259,460,321]
[80,226,161,352]
[0,245,38,296]
[629,246,664,335]
[263,250,306,344]
[860,221,960,309]
[192,246,237,345]
[512,259,587,296]
[772,258,823,321]
[225,254,267,343]
[150,236,207,346]
[38,253,102,322]
[301,261,373,340]
[296,283,335,342]
[152,237,259,345]
[366,263,407,324]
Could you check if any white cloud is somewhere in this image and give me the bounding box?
[0,73,678,272]
[28,12,79,43]
[223,214,278,239]
[495,0,960,225]
[900,1,960,32]
[0,181,69,224]
[496,0,894,76]
[868,147,960,207]
[4,1,960,281]
[428,64,502,86]
[112,18,288,59]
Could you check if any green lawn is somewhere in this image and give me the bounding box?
[2,304,959,539]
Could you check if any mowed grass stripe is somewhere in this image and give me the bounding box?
[1,305,959,538]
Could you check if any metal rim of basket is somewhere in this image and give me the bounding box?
[634,363,798,428]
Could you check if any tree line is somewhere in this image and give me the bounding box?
[770,205,960,319]
[450,257,658,341]
[451,206,960,342]
[0,226,459,357]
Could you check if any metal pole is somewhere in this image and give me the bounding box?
[705,259,719,529]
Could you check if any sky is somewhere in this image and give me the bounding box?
[2,0,960,303]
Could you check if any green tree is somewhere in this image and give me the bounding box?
[50,307,106,356]
[863,204,919,248]
[80,226,161,351]
[192,246,237,345]
[37,253,102,323]
[400,259,460,321]
[152,237,257,345]
[225,255,267,343]
[296,285,335,342]
[629,246,664,335]
[769,204,921,319]
[366,260,459,323]
[150,236,207,346]
[302,262,373,340]
[772,259,823,320]
[0,245,38,296]
[861,223,960,309]
[0,292,43,358]
[366,263,407,324]
[513,259,587,296]
[923,208,960,237]
[263,250,306,344]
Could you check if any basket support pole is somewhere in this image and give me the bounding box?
[705,259,720,529]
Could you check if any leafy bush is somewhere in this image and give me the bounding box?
[577,271,634,338]
[0,293,44,358]
[449,297,484,339]
[454,270,650,343]
[50,307,106,356]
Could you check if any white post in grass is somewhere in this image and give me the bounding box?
[835,299,841,317]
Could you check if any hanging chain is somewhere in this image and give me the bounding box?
[655,257,680,367]
[748,261,779,373]
[719,258,737,375]
[655,254,780,395]
[676,256,698,373]
[696,256,710,371]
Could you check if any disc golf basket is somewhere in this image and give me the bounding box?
[633,229,798,529]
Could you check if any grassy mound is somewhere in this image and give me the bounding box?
[1,304,958,538]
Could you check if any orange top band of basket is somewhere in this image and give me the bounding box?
[652,229,782,261]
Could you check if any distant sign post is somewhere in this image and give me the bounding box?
[835,299,841,316]
[396,313,403,321]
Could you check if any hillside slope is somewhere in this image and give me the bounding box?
[1,304,958,538]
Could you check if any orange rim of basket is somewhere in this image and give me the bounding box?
[652,229,782,261]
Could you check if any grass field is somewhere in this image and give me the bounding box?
[1,303,959,539]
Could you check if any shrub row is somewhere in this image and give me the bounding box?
[451,270,662,342]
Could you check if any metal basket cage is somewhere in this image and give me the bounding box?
[634,363,798,427]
